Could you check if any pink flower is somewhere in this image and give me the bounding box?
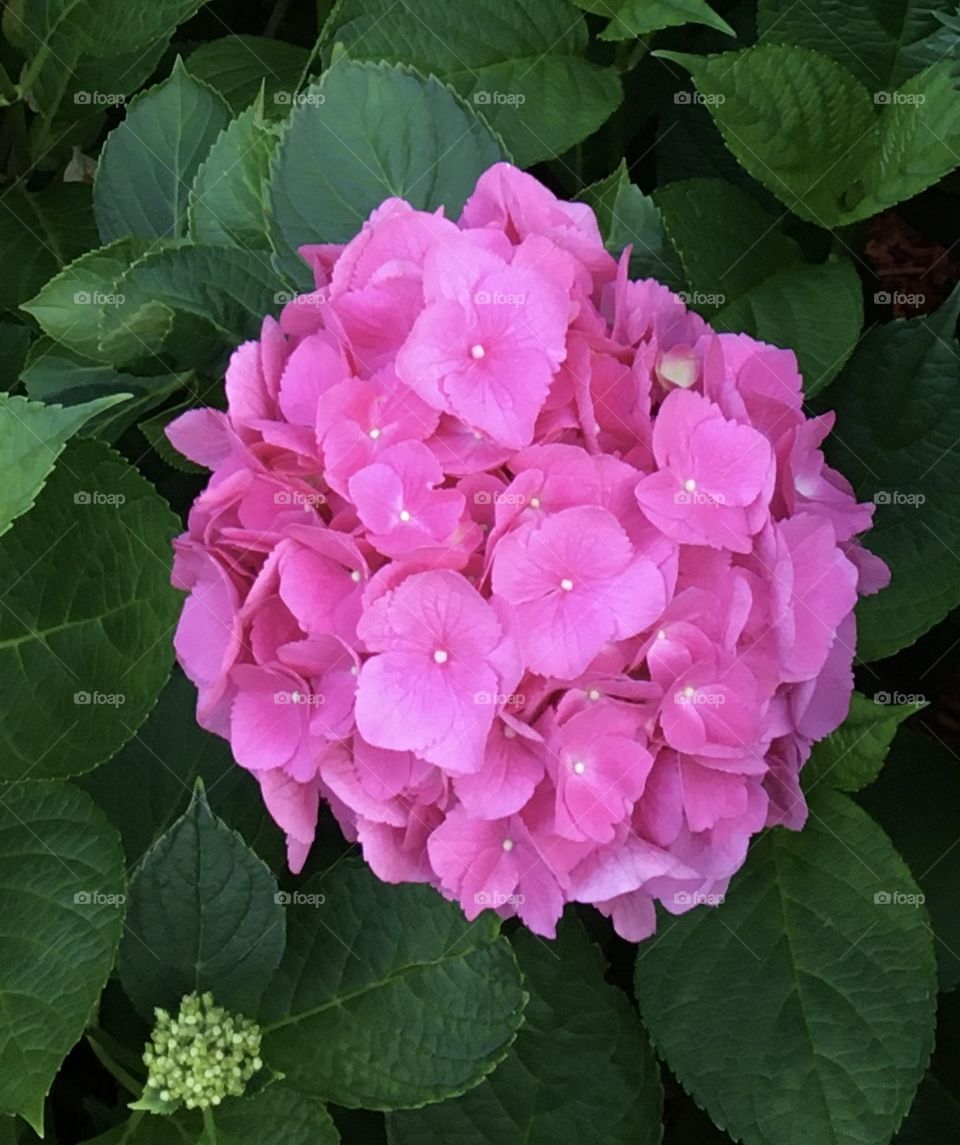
[169,161,887,943]
[491,505,668,677]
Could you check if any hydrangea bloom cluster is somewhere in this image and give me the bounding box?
[168,163,888,941]
[140,992,262,1111]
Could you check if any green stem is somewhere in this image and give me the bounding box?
[0,59,19,105]
[87,1030,144,1097]
[202,1106,219,1143]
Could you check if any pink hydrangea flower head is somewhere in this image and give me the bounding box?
[168,162,887,942]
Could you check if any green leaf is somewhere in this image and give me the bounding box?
[387,914,662,1144]
[0,438,180,779]
[853,59,960,223]
[757,0,960,88]
[893,1074,960,1143]
[714,260,863,395]
[119,784,286,1019]
[21,238,153,361]
[21,342,184,444]
[803,692,922,792]
[0,322,32,386]
[860,728,960,990]
[207,1085,340,1144]
[634,788,937,1145]
[655,177,803,310]
[260,861,525,1109]
[654,178,862,392]
[660,44,960,227]
[97,244,287,371]
[0,781,125,1134]
[825,286,960,659]
[187,35,312,113]
[0,391,130,537]
[578,159,683,285]
[268,60,504,285]
[572,0,734,39]
[323,0,621,167]
[94,59,232,243]
[78,670,284,869]
[657,45,878,228]
[0,183,98,315]
[189,95,280,249]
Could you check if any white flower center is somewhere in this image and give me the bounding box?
[350,570,362,583]
[502,838,514,852]
[682,685,696,699]
[572,760,586,775]
[399,509,412,522]
[560,578,574,592]
[470,343,486,360]
[503,726,517,738]
[529,496,541,509]
[587,688,601,701]
[433,649,449,664]
[368,427,381,440]
[683,478,697,493]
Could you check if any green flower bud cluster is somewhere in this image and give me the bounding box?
[142,991,262,1110]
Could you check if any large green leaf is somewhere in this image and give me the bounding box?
[803,692,922,793]
[0,438,180,779]
[824,286,960,659]
[655,178,862,392]
[572,0,734,39]
[634,789,937,1145]
[660,44,960,227]
[94,59,232,243]
[119,785,285,1019]
[21,238,153,362]
[860,728,960,990]
[189,94,280,249]
[96,244,286,371]
[0,781,125,1134]
[260,861,525,1109]
[387,914,662,1144]
[187,35,312,113]
[267,60,505,285]
[578,159,683,286]
[323,0,621,166]
[0,391,130,537]
[0,183,97,315]
[78,670,284,868]
[757,0,960,88]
